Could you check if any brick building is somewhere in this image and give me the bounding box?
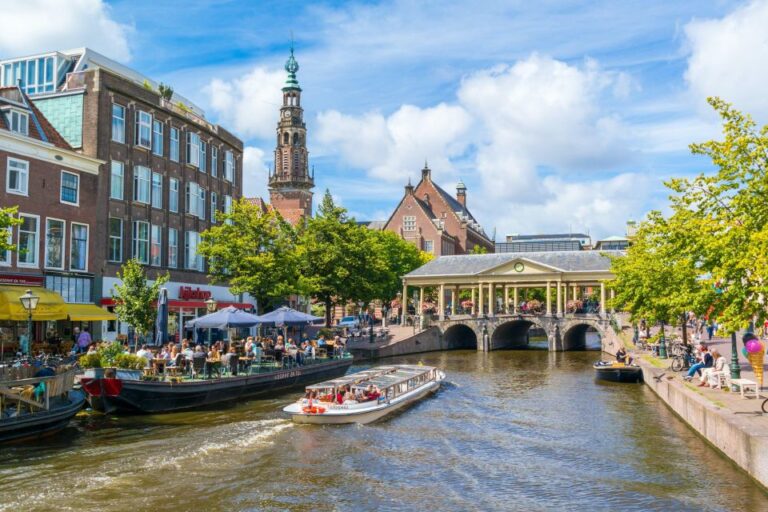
[383,164,494,256]
[0,85,107,350]
[0,48,251,343]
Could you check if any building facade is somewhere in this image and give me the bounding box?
[0,85,109,352]
[384,165,494,256]
[0,48,250,343]
[267,48,314,225]
[495,233,592,253]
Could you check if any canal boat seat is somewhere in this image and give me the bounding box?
[191,356,206,379]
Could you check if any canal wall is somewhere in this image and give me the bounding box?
[350,327,445,360]
[638,360,768,489]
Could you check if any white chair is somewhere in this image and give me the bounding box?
[707,363,730,389]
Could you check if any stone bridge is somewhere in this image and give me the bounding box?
[433,313,621,353]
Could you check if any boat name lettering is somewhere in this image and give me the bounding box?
[274,370,301,380]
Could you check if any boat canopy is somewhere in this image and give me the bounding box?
[352,367,436,391]
[305,365,417,391]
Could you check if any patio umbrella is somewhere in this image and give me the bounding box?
[154,287,168,346]
[185,306,261,329]
[253,306,323,326]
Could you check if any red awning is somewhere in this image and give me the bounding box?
[100,298,254,310]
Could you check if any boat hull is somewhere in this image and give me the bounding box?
[285,372,444,424]
[0,390,85,444]
[81,358,353,414]
[594,364,643,383]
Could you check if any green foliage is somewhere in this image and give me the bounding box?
[176,101,190,113]
[98,341,125,367]
[112,259,169,345]
[158,83,173,100]
[0,206,21,253]
[113,353,146,370]
[78,353,101,369]
[470,245,488,254]
[199,199,302,312]
[142,79,153,91]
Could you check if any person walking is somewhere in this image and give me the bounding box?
[76,327,92,354]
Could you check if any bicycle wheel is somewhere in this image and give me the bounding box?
[671,357,683,372]
[762,399,768,414]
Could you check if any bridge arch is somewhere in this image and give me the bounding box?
[443,323,478,350]
[490,319,540,350]
[562,322,602,351]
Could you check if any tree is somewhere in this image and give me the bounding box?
[112,259,169,348]
[0,207,21,253]
[199,199,301,312]
[470,245,488,254]
[367,229,430,302]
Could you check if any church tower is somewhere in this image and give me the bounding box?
[268,45,314,225]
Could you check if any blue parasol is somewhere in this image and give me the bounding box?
[185,306,261,329]
[154,287,168,346]
[253,306,324,326]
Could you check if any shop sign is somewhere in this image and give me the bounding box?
[178,286,212,300]
[0,273,44,286]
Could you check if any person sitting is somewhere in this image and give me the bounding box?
[317,335,327,347]
[136,344,154,366]
[684,345,713,381]
[303,341,315,361]
[335,387,344,405]
[343,385,357,404]
[703,350,727,387]
[159,345,172,361]
[86,344,98,355]
[615,347,633,365]
[244,337,254,355]
[208,345,221,362]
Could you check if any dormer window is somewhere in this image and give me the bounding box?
[8,109,28,136]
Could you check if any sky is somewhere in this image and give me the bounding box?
[3,0,768,241]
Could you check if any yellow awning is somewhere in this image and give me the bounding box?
[0,285,67,321]
[66,303,117,321]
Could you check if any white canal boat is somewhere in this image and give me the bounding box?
[282,364,445,424]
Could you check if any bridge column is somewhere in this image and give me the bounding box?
[478,283,484,316]
[451,287,457,316]
[546,281,552,315]
[572,284,578,301]
[438,284,445,321]
[401,280,408,326]
[513,286,519,314]
[556,280,563,316]
[419,287,424,317]
[504,285,509,314]
[600,282,606,317]
[610,288,615,314]
[471,287,476,315]
[489,283,495,317]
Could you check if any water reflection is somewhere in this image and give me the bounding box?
[0,350,765,512]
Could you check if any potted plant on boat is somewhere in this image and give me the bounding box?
[79,342,146,380]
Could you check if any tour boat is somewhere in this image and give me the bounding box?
[1,367,85,443]
[80,355,354,414]
[283,364,445,424]
[593,360,643,383]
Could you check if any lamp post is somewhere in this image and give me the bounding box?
[205,297,217,347]
[658,321,667,359]
[19,289,39,356]
[730,332,742,391]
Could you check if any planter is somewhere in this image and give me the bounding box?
[115,369,142,381]
[83,368,105,379]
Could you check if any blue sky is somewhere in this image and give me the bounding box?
[5,0,768,240]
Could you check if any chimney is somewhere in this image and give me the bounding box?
[421,160,431,181]
[405,177,414,195]
[456,179,467,207]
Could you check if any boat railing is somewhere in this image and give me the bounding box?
[0,367,77,415]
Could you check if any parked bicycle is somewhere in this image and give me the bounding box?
[671,349,696,372]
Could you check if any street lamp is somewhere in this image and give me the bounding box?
[730,332,742,390]
[658,321,667,359]
[19,289,39,356]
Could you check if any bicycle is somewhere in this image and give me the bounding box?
[671,351,696,372]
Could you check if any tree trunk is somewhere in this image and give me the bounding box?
[325,298,333,327]
[681,314,688,345]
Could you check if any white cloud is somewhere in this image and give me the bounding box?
[205,67,285,139]
[242,146,270,199]
[684,0,768,119]
[316,103,472,183]
[0,0,132,61]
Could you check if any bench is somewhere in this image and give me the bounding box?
[731,378,759,399]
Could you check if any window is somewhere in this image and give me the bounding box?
[108,218,122,262]
[152,120,163,156]
[112,104,125,143]
[185,231,202,271]
[170,127,179,162]
[45,275,92,304]
[151,172,163,209]
[403,216,416,231]
[8,110,28,135]
[6,157,28,195]
[223,195,232,225]
[133,165,151,203]
[424,240,434,253]
[70,223,88,271]
[0,228,11,266]
[224,150,234,181]
[186,182,205,219]
[45,218,65,269]
[169,178,179,212]
[110,161,124,200]
[17,214,39,266]
[132,221,149,264]
[210,192,217,223]
[150,224,162,266]
[2,56,55,94]
[135,110,152,148]
[199,141,207,172]
[187,132,200,167]
[211,146,218,177]
[168,227,178,268]
[60,171,79,205]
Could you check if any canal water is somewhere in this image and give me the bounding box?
[1,350,767,512]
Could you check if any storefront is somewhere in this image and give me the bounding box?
[100,278,256,344]
[0,272,116,356]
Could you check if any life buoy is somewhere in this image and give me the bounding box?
[302,406,326,414]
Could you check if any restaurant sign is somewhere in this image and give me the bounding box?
[0,273,44,286]
[178,286,212,300]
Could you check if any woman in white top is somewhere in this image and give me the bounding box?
[702,350,726,388]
